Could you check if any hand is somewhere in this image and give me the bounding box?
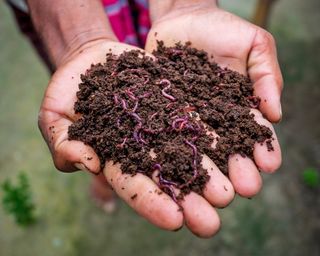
[144,2,282,236]
[38,39,184,233]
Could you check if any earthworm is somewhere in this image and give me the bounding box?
[179,140,199,188]
[165,102,175,109]
[116,118,121,127]
[132,101,139,113]
[133,122,143,143]
[116,137,127,149]
[171,117,188,130]
[161,90,176,101]
[161,184,178,203]
[159,79,176,101]
[149,112,158,120]
[153,164,178,186]
[138,131,147,144]
[125,89,137,100]
[121,99,128,110]
[247,96,261,108]
[143,77,150,85]
[130,112,142,122]
[153,163,178,201]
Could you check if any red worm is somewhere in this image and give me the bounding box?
[132,101,139,112]
[247,96,261,108]
[131,112,142,122]
[116,137,127,149]
[171,117,188,130]
[179,140,199,188]
[138,131,147,144]
[159,79,176,101]
[149,112,158,120]
[121,99,128,110]
[154,163,179,203]
[125,89,137,100]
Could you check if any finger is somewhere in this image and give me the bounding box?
[201,155,235,208]
[248,29,283,123]
[39,110,100,173]
[251,109,282,173]
[103,162,183,231]
[147,29,248,75]
[151,170,220,237]
[228,154,262,198]
[180,192,221,238]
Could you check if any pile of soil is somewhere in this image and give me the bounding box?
[68,41,274,200]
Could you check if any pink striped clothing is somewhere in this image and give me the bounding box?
[102,0,151,47]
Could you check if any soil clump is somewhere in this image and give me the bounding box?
[68,41,273,199]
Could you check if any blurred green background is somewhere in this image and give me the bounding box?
[0,0,319,255]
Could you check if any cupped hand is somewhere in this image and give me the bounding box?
[38,40,136,174]
[39,38,228,237]
[144,4,283,236]
[38,40,185,234]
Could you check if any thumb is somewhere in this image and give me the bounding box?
[38,109,101,174]
[248,29,283,123]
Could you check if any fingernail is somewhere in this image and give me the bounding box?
[75,162,89,172]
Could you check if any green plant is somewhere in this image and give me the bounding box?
[1,173,36,226]
[302,168,320,188]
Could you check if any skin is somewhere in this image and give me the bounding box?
[31,0,282,238]
[145,1,282,236]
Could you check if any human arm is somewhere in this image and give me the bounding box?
[27,0,117,67]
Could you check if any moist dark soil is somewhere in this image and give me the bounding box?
[68,41,273,200]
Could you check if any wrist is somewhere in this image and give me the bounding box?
[57,37,117,68]
[27,0,117,68]
[149,0,218,23]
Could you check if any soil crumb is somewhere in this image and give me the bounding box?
[131,193,138,200]
[68,41,273,199]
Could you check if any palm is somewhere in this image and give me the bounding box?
[40,39,225,237]
[146,7,283,122]
[39,41,139,173]
[147,9,252,73]
[39,41,185,234]
[39,7,283,236]
[144,6,282,235]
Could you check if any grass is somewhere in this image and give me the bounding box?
[302,168,320,188]
[1,172,36,226]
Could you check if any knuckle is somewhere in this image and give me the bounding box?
[255,29,276,54]
[261,29,276,46]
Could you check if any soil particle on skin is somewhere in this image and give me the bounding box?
[131,193,138,200]
[68,41,274,199]
[266,140,274,151]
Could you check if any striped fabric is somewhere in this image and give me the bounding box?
[102,0,151,47]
